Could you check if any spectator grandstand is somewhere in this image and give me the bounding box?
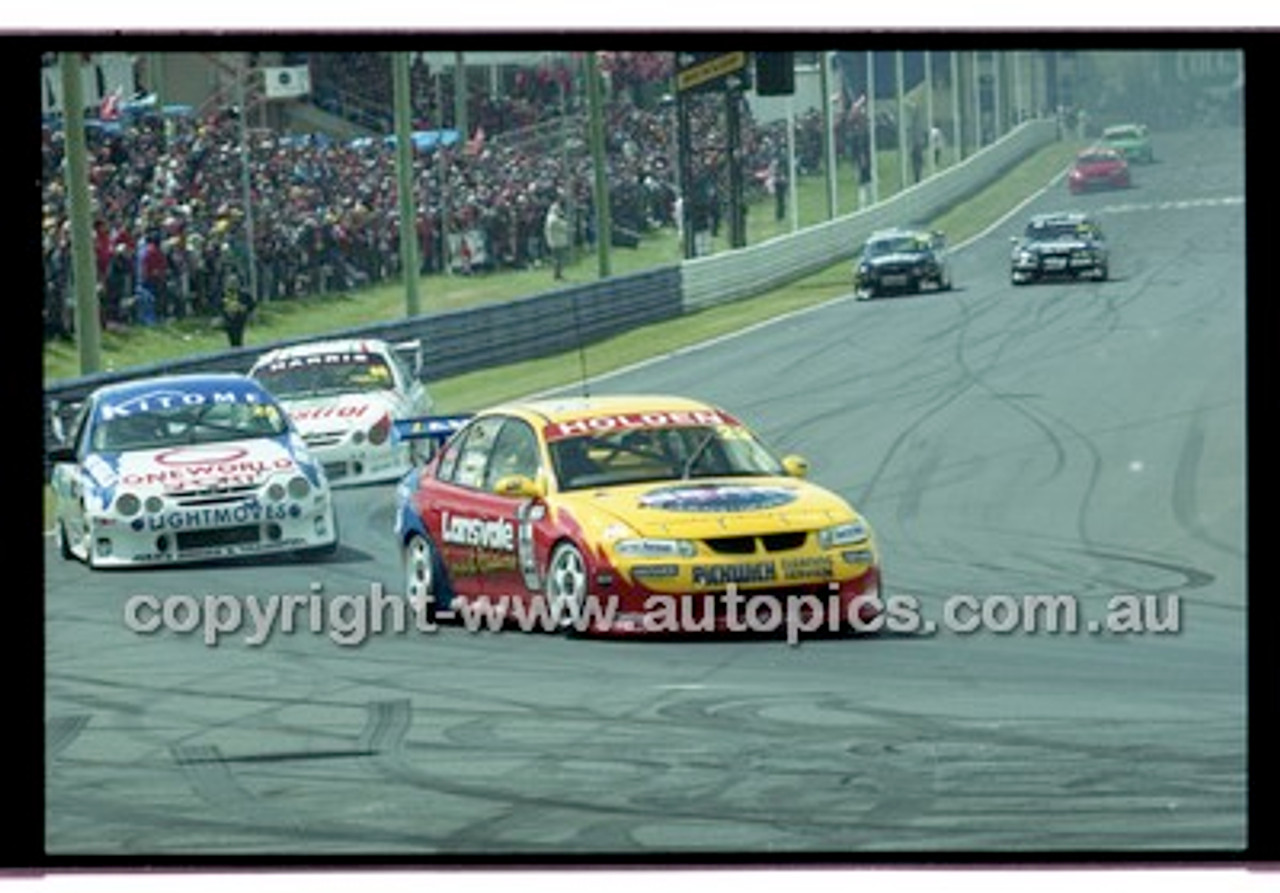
[42,51,844,340]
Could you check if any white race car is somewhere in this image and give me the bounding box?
[248,338,434,487]
[48,373,339,569]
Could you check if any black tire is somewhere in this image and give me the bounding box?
[57,520,75,561]
[403,532,442,622]
[544,541,590,633]
[1096,263,1109,282]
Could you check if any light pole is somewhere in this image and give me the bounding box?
[786,94,798,232]
[867,50,879,204]
[237,54,259,304]
[59,52,100,374]
[820,50,837,219]
[393,52,421,317]
[896,50,908,189]
[971,51,982,150]
[586,51,611,278]
[950,50,961,162]
[924,50,935,178]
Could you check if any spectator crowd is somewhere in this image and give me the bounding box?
[41,52,849,342]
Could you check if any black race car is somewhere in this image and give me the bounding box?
[1010,212,1110,285]
[854,228,953,299]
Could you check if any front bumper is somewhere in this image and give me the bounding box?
[1012,252,1104,278]
[579,544,883,635]
[84,496,337,566]
[857,264,936,292]
[1069,174,1129,192]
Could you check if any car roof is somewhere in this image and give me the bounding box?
[1103,124,1145,135]
[89,372,268,404]
[1078,147,1122,159]
[868,227,930,240]
[483,394,727,427]
[254,337,392,365]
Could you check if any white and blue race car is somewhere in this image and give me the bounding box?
[248,338,434,487]
[48,373,339,569]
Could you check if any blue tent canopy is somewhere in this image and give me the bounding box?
[351,129,460,151]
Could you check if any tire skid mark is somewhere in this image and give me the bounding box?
[356,698,413,754]
[46,713,91,762]
[170,743,257,807]
[1171,411,1246,560]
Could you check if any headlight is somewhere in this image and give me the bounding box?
[287,475,311,499]
[144,495,164,514]
[819,521,869,549]
[1018,251,1036,263]
[115,492,141,516]
[368,413,392,447]
[614,538,697,559]
[267,482,286,502]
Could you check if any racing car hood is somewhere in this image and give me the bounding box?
[555,476,860,539]
[104,437,308,497]
[279,390,399,435]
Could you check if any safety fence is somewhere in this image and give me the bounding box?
[43,119,1059,461]
[681,118,1059,310]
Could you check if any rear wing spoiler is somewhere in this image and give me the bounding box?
[46,397,85,446]
[392,338,426,380]
[392,414,472,445]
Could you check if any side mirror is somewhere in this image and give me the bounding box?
[47,444,77,465]
[493,474,546,500]
[781,454,809,478]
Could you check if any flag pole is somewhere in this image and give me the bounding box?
[237,54,259,304]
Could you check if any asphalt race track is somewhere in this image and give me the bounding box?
[44,125,1247,858]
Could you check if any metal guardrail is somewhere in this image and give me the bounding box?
[43,267,682,461]
[43,122,1055,459]
[681,119,1060,311]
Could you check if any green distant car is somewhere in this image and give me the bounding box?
[1100,123,1155,163]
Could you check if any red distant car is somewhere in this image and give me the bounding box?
[1068,148,1131,194]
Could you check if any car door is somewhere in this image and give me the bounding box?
[425,414,514,599]
[480,417,549,603]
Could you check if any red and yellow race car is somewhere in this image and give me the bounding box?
[393,395,882,636]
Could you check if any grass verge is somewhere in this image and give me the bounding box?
[431,138,1080,412]
[42,137,1079,528]
[40,138,992,384]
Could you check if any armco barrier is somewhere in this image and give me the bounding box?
[43,120,1057,456]
[681,119,1059,311]
[42,266,682,461]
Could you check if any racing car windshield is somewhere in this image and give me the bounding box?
[92,400,289,452]
[1104,127,1142,142]
[865,236,924,257]
[1026,222,1090,241]
[253,356,396,398]
[549,424,784,491]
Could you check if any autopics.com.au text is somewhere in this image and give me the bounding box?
[121,584,1183,647]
